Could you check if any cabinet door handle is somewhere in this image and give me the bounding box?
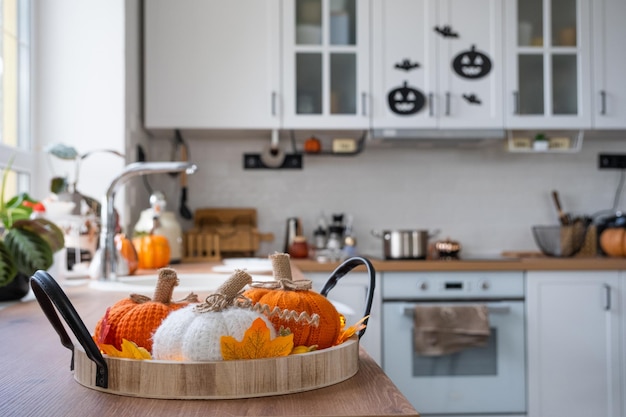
[513,91,520,115]
[361,92,368,116]
[271,91,277,116]
[445,92,451,116]
[604,283,611,311]
[600,90,607,115]
[428,93,434,117]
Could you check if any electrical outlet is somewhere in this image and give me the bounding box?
[243,153,303,170]
[599,153,626,169]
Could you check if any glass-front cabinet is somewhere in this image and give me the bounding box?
[504,0,592,129]
[282,0,370,129]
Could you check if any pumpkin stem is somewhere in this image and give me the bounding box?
[215,269,253,302]
[270,252,292,281]
[195,269,253,313]
[153,267,179,304]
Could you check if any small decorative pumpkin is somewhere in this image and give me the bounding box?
[115,233,138,275]
[599,227,626,257]
[244,253,342,350]
[387,81,425,115]
[132,232,171,269]
[452,44,492,79]
[152,269,275,361]
[93,267,198,352]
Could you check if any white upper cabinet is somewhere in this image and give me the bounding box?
[370,0,504,130]
[503,0,592,129]
[591,0,626,129]
[144,0,280,129]
[281,0,371,129]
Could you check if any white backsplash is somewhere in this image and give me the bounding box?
[136,132,626,258]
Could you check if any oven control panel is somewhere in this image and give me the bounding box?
[382,271,525,300]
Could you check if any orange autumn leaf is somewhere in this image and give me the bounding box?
[99,338,152,360]
[335,315,369,345]
[221,317,294,360]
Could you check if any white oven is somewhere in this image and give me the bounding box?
[382,272,526,416]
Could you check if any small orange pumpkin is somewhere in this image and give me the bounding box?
[133,233,171,269]
[244,253,342,349]
[115,233,138,274]
[94,268,198,352]
[600,227,626,257]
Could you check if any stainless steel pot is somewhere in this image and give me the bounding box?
[372,229,438,260]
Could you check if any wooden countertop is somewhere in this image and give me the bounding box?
[0,282,419,417]
[291,256,626,273]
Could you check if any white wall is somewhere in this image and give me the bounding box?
[145,133,626,258]
[33,0,126,213]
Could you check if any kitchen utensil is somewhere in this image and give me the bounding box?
[30,257,375,398]
[184,208,274,261]
[434,238,461,259]
[532,224,588,257]
[551,190,571,225]
[284,217,303,253]
[372,229,439,260]
[177,132,193,220]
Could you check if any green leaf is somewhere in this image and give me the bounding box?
[0,241,18,287]
[12,218,65,253]
[4,228,54,276]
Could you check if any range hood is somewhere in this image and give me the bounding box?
[370,128,506,141]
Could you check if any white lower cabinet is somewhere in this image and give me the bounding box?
[306,271,381,366]
[526,271,622,417]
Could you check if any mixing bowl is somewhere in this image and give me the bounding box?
[532,224,588,257]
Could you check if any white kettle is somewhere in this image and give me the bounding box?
[134,191,183,263]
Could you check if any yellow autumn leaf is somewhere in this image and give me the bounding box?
[99,338,152,360]
[335,316,369,345]
[221,317,294,360]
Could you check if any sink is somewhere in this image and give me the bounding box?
[89,273,274,294]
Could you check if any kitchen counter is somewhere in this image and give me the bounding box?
[291,256,626,273]
[0,279,419,417]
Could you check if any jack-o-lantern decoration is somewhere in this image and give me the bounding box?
[387,81,425,115]
[452,45,492,79]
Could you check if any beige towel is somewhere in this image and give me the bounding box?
[413,305,490,356]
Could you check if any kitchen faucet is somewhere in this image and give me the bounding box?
[94,161,198,280]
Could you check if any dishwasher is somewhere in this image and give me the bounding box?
[382,271,526,416]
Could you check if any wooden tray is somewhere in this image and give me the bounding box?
[29,257,377,399]
[73,337,358,399]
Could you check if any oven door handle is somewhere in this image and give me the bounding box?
[403,303,511,316]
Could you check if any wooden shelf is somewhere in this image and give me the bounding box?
[507,129,584,153]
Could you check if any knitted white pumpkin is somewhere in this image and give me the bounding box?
[152,269,275,361]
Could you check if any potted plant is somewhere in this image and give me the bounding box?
[0,158,65,301]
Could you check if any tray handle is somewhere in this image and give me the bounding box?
[30,270,108,388]
[319,256,376,339]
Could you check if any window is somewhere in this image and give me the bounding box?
[0,0,32,198]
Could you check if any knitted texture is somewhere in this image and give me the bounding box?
[259,289,341,349]
[152,306,275,361]
[93,267,198,352]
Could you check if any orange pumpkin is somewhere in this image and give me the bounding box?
[93,268,198,352]
[133,233,171,269]
[115,233,139,274]
[599,227,626,257]
[244,253,341,349]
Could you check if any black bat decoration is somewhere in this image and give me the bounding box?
[434,25,459,38]
[462,94,482,105]
[394,59,420,71]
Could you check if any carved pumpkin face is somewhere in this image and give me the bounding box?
[387,81,425,115]
[452,45,492,79]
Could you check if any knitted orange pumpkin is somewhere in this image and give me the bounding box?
[133,233,171,269]
[94,267,198,352]
[244,253,342,349]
